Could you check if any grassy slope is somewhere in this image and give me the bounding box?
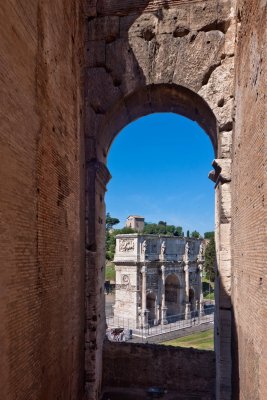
[161,329,214,351]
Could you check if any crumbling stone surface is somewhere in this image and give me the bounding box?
[85,0,235,155]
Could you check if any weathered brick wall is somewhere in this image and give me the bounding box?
[232,1,267,399]
[0,1,84,399]
[102,340,215,398]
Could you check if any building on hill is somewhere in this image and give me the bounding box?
[125,215,145,232]
[113,234,205,328]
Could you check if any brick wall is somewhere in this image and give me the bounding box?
[103,340,215,398]
[0,1,84,399]
[232,1,267,399]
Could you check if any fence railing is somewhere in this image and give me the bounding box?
[106,306,215,339]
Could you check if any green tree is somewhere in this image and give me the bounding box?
[158,221,167,226]
[106,231,116,260]
[174,226,184,237]
[143,223,160,234]
[204,231,215,239]
[166,225,175,233]
[191,230,201,239]
[204,236,216,282]
[143,221,184,236]
[106,212,120,231]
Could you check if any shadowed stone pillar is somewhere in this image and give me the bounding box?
[161,265,168,324]
[141,266,148,328]
[85,142,111,399]
[209,158,232,400]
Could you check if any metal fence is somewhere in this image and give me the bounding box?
[106,305,214,339]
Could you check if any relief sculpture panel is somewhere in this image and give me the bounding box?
[119,239,135,252]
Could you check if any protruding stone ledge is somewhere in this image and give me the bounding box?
[209,158,231,187]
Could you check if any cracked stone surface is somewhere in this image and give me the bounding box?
[85,0,235,160]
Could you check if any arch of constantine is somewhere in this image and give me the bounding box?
[0,0,266,400]
[113,235,205,328]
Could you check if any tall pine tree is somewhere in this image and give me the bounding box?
[204,235,216,282]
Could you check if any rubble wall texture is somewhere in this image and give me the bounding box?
[102,340,215,399]
[232,1,267,399]
[0,1,85,399]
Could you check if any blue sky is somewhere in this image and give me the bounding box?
[106,113,215,236]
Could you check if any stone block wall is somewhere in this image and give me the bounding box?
[0,1,84,399]
[102,340,215,399]
[232,1,267,399]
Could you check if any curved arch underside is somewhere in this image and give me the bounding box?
[102,84,218,157]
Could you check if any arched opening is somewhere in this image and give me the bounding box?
[165,274,181,319]
[89,83,224,399]
[104,86,216,330]
[105,108,215,328]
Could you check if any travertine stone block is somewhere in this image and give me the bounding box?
[189,1,218,31]
[157,7,190,35]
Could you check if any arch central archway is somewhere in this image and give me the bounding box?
[165,273,182,320]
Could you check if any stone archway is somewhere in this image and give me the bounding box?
[165,273,181,318]
[85,2,234,398]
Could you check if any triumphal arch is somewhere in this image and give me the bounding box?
[113,235,205,328]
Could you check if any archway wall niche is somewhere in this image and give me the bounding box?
[84,1,235,398]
